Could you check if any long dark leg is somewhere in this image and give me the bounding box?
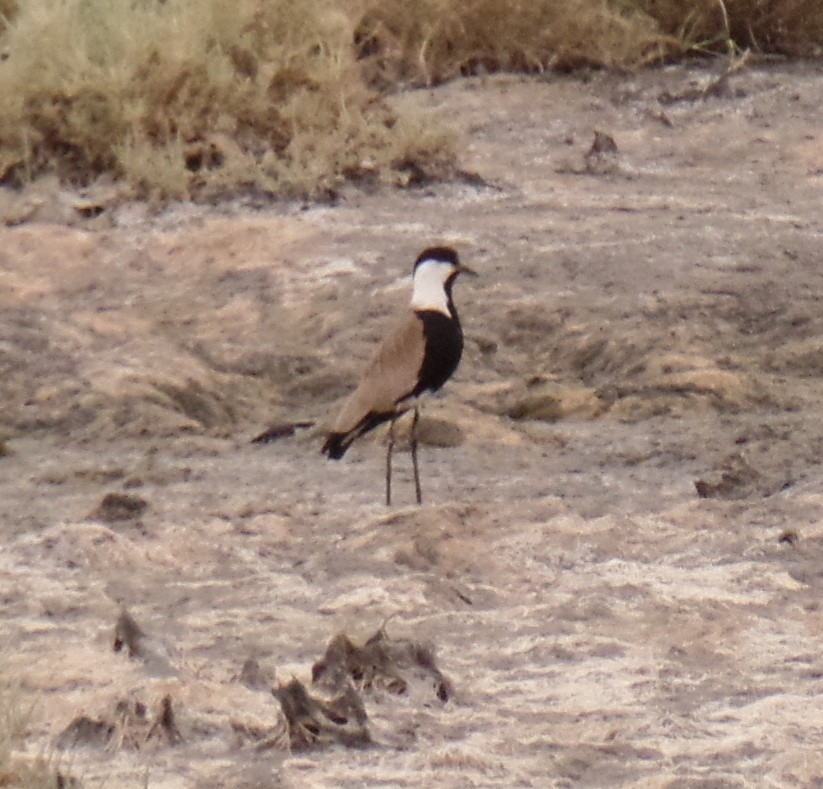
[411,406,422,505]
[386,416,396,506]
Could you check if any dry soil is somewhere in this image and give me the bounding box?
[3,61,823,788]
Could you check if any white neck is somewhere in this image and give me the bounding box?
[410,260,451,315]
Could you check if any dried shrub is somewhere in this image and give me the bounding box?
[354,0,674,87]
[312,626,452,702]
[635,0,823,57]
[274,678,370,751]
[354,0,823,88]
[0,0,820,201]
[272,625,452,752]
[0,0,456,200]
[0,0,16,34]
[56,695,182,752]
[0,668,66,788]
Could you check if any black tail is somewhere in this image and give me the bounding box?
[251,420,314,445]
[321,432,348,460]
[321,411,395,461]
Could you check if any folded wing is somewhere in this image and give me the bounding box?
[321,313,425,459]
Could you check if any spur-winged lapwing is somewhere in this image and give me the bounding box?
[321,246,475,505]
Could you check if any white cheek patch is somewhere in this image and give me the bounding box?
[410,260,451,314]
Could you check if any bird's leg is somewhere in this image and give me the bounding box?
[411,406,422,505]
[386,416,395,506]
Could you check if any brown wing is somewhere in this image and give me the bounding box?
[332,312,425,435]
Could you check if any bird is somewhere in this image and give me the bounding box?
[321,245,475,505]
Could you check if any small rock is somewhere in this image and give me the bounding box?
[112,609,176,676]
[415,416,464,448]
[506,383,603,422]
[778,529,799,546]
[237,657,274,691]
[56,716,115,750]
[584,130,619,174]
[89,492,148,523]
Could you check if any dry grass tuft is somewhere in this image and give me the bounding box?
[635,0,823,57]
[0,0,820,201]
[353,0,673,87]
[0,672,25,778]
[355,0,823,87]
[0,0,456,201]
[0,669,62,789]
[0,0,16,34]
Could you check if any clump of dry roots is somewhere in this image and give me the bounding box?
[55,611,451,756]
[275,624,452,751]
[57,695,182,751]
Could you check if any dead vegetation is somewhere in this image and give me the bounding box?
[0,0,456,201]
[0,667,68,788]
[276,625,451,750]
[55,614,451,760]
[353,0,672,87]
[56,694,183,752]
[0,0,820,201]
[635,0,823,57]
[274,678,371,751]
[311,626,452,702]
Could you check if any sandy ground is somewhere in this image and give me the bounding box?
[3,60,823,787]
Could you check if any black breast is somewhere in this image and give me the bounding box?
[414,310,464,396]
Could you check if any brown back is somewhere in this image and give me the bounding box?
[332,312,425,434]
